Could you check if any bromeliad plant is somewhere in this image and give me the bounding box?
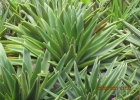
[53,58,140,100]
[0,43,139,100]
[0,43,75,100]
[94,0,140,29]
[4,0,129,70]
[0,0,140,100]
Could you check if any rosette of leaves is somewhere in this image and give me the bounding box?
[0,43,139,100]
[95,0,140,29]
[4,0,129,70]
[0,43,75,100]
[54,58,140,100]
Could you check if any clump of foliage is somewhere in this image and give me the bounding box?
[0,43,139,100]
[3,0,130,70]
[0,0,140,100]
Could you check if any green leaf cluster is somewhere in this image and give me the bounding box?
[0,0,140,100]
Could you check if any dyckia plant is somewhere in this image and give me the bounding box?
[0,42,139,100]
[4,0,129,70]
[56,58,140,100]
[0,43,74,100]
[0,0,140,100]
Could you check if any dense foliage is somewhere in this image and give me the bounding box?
[0,0,140,100]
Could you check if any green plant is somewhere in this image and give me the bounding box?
[54,58,139,100]
[0,0,140,100]
[0,43,75,100]
[0,4,9,38]
[4,0,129,70]
[1,42,139,100]
[92,0,140,29]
